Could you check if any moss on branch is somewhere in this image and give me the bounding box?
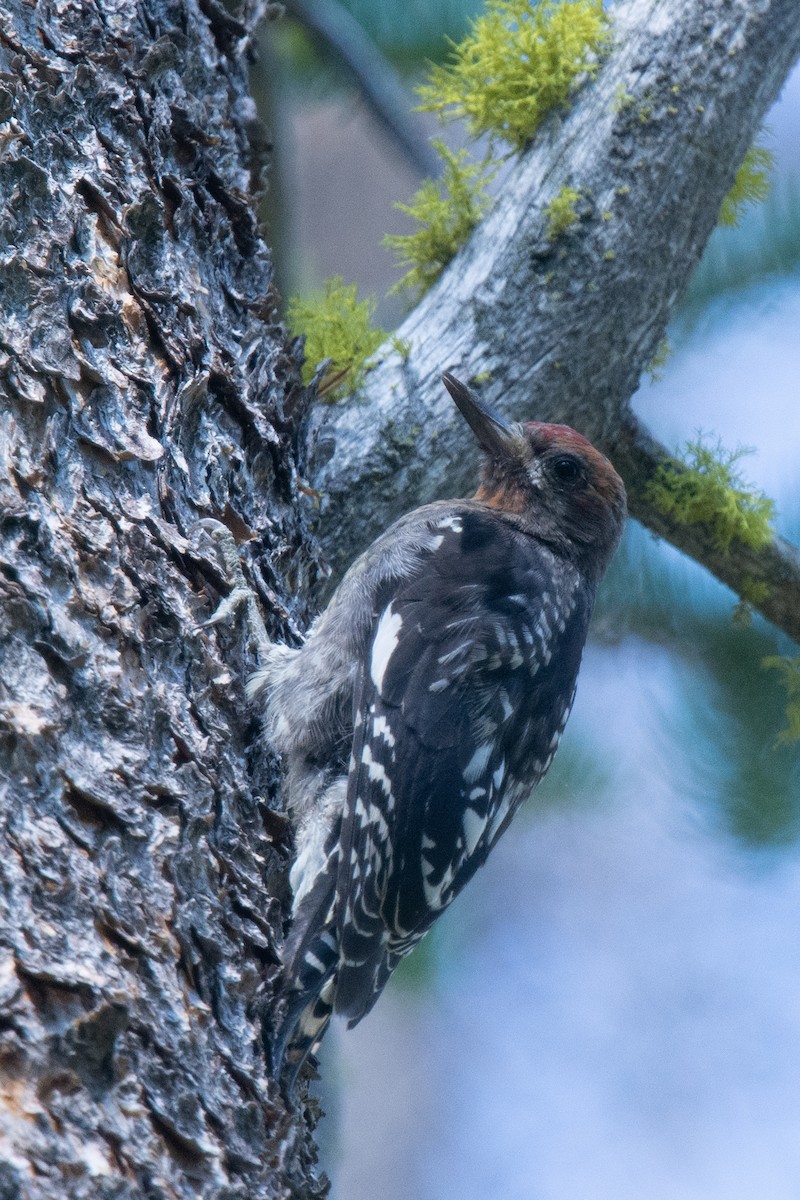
[646,438,776,554]
[287,278,391,401]
[417,0,609,152]
[763,657,800,744]
[719,138,774,228]
[544,186,581,238]
[384,143,494,299]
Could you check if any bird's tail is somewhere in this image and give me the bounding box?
[270,874,339,1089]
[272,974,336,1091]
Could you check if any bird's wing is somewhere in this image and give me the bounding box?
[333,505,592,1023]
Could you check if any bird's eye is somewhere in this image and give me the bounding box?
[550,455,584,486]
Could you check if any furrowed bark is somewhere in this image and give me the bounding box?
[0,1,327,1196]
[307,0,800,643]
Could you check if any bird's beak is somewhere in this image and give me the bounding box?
[441,372,516,457]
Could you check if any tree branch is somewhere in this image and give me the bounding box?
[611,416,800,643]
[304,0,800,643]
[283,0,442,178]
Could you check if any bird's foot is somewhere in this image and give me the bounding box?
[192,518,272,662]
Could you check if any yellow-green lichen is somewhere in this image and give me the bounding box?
[646,437,776,553]
[645,336,671,381]
[762,657,800,745]
[544,186,580,239]
[384,142,494,299]
[417,0,610,153]
[731,578,770,626]
[286,277,388,401]
[740,578,770,607]
[611,84,634,113]
[719,139,774,228]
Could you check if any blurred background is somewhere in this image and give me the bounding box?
[253,4,800,1195]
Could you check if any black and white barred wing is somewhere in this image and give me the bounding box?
[333,508,592,1024]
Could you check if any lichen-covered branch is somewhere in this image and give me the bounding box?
[305,0,800,645]
[609,418,800,644]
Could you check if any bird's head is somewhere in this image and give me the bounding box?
[442,372,627,576]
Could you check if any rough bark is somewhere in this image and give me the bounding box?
[0,2,326,1197]
[307,0,800,642]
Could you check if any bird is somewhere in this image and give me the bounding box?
[219,372,626,1087]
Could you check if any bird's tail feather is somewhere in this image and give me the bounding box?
[271,872,339,1087]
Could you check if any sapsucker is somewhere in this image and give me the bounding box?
[243,374,626,1085]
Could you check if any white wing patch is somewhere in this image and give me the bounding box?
[485,792,513,846]
[360,745,394,803]
[464,742,492,783]
[372,714,396,748]
[462,807,486,857]
[370,603,403,694]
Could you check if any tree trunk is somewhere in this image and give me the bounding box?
[0,1,326,1195]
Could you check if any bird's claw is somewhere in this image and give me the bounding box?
[192,518,272,660]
